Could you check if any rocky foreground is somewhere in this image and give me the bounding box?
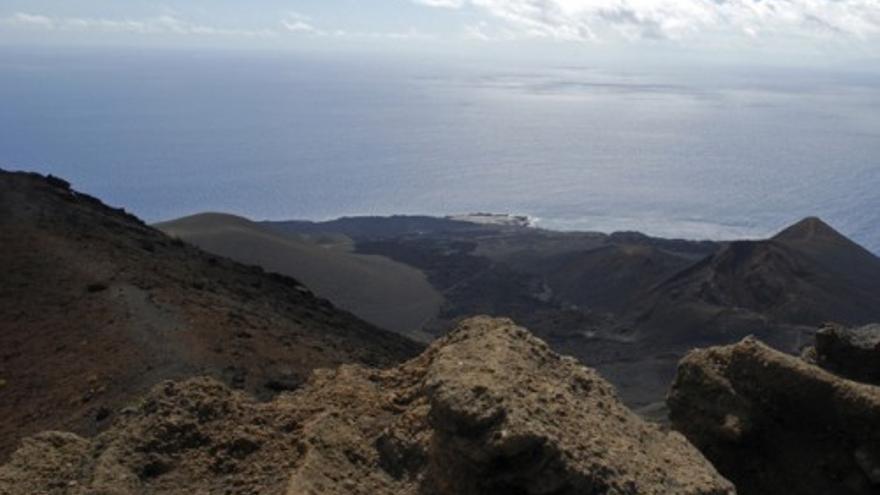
[669,336,880,495]
[0,317,733,495]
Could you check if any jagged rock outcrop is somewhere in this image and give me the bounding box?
[810,323,880,384]
[669,337,880,495]
[0,317,733,495]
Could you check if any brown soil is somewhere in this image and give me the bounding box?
[0,171,421,461]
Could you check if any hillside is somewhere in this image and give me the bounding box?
[636,217,880,348]
[519,243,699,314]
[0,171,420,461]
[257,214,880,411]
[156,213,442,340]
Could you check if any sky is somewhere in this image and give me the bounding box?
[2,1,880,65]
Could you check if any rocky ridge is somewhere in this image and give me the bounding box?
[0,317,734,495]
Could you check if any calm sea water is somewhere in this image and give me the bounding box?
[2,47,878,251]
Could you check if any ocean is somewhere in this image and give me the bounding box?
[1,47,878,251]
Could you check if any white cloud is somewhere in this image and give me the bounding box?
[280,12,432,40]
[364,28,435,40]
[6,13,54,28]
[465,22,493,40]
[281,19,320,34]
[2,11,436,44]
[281,11,323,34]
[412,0,880,42]
[1,12,276,38]
[464,21,520,41]
[412,0,467,7]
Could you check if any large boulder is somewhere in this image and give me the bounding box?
[811,323,880,384]
[669,337,880,495]
[1,317,733,495]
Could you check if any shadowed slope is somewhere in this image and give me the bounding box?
[532,243,696,314]
[636,217,880,347]
[773,217,880,293]
[0,171,420,461]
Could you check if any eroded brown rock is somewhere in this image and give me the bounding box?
[811,323,880,384]
[669,337,880,495]
[1,317,733,495]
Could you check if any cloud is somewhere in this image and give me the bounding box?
[281,19,320,34]
[281,12,325,35]
[1,12,276,38]
[412,0,880,42]
[464,21,520,41]
[2,11,431,42]
[413,0,467,6]
[465,22,494,40]
[5,13,54,28]
[280,12,433,40]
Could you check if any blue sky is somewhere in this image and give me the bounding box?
[2,1,879,65]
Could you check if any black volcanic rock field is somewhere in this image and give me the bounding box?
[258,210,880,411]
[4,169,880,494]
